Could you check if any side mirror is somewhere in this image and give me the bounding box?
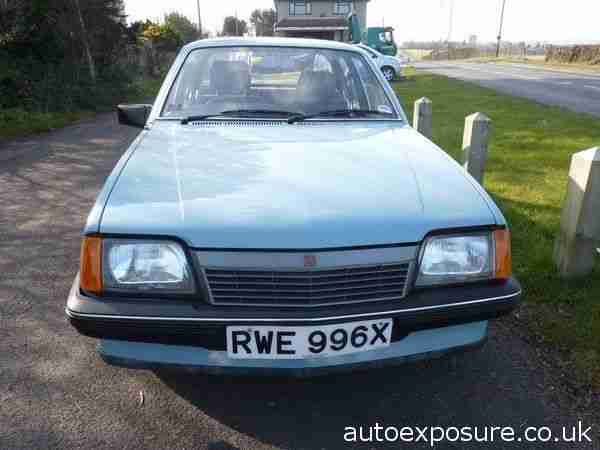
[117,104,152,128]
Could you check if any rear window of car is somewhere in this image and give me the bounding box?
[161,46,397,119]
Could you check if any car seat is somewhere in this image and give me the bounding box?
[210,61,250,96]
[296,70,347,114]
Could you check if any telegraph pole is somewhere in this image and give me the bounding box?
[496,0,507,58]
[447,0,454,59]
[196,0,202,39]
[447,0,454,42]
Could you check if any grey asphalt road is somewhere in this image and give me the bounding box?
[416,61,600,116]
[1,115,598,449]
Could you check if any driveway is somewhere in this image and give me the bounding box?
[0,115,597,449]
[416,61,600,116]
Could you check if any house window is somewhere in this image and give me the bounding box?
[334,0,352,15]
[289,0,311,15]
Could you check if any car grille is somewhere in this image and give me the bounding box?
[203,263,411,307]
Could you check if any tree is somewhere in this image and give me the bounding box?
[222,16,247,37]
[0,0,136,113]
[73,0,96,83]
[250,8,275,37]
[142,22,183,51]
[164,12,198,44]
[81,0,129,67]
[125,20,147,45]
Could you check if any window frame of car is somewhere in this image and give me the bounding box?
[358,44,380,59]
[150,44,408,125]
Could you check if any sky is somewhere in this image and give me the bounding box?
[124,0,600,45]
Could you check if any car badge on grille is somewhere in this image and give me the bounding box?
[304,255,317,268]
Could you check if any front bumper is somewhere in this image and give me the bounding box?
[66,276,521,374]
[97,321,488,376]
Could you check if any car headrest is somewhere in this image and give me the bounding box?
[296,70,338,101]
[210,60,250,95]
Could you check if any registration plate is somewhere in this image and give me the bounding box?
[226,319,393,359]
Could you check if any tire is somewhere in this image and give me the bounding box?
[382,66,396,82]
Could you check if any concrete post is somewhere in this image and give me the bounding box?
[554,147,600,278]
[462,112,491,184]
[413,97,432,139]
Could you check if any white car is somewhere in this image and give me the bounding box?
[356,43,405,81]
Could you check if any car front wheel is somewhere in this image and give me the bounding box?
[382,66,396,81]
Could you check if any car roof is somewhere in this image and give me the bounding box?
[356,43,380,53]
[183,37,364,53]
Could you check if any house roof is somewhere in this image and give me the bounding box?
[275,16,348,31]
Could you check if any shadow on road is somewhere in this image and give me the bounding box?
[154,334,564,449]
[156,354,469,448]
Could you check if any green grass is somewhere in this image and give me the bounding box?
[0,108,96,140]
[126,76,164,103]
[393,74,600,385]
[0,76,164,141]
[403,49,433,61]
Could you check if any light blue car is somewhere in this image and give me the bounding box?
[67,38,521,376]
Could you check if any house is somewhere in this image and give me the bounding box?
[274,0,369,42]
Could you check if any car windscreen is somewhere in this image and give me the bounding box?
[161,46,397,119]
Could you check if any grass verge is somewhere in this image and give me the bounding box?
[0,108,96,141]
[0,76,163,141]
[126,76,164,103]
[403,49,433,61]
[465,56,600,75]
[393,73,600,386]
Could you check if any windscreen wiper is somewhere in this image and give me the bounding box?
[287,109,394,124]
[181,109,303,124]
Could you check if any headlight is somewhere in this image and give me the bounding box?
[416,232,500,286]
[102,239,194,293]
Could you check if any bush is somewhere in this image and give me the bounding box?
[0,0,171,138]
[545,45,600,65]
[0,0,137,113]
